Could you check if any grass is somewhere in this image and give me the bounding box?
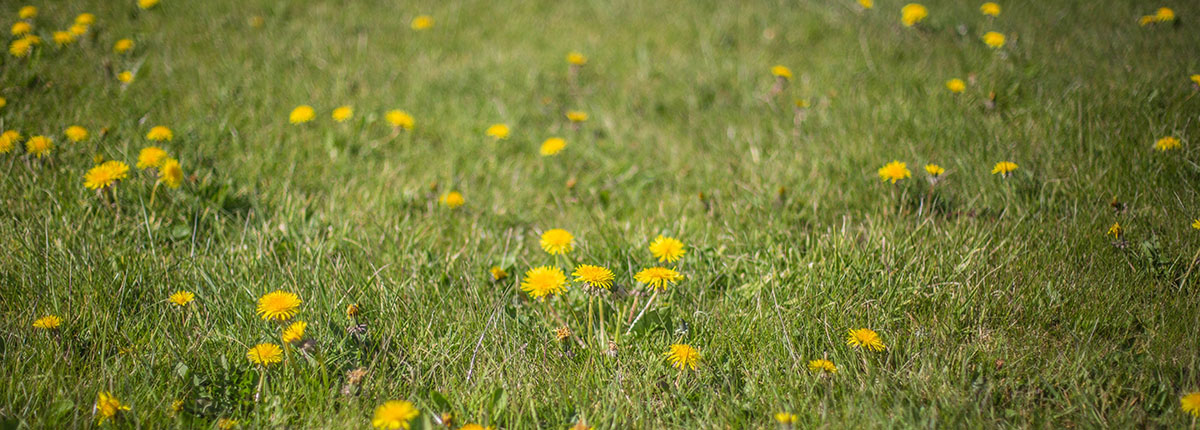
[2,0,1200,428]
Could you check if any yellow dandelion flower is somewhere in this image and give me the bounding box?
[540,137,566,156]
[53,31,76,47]
[924,164,945,177]
[1192,219,1200,230]
[900,3,928,27]
[1183,392,1200,417]
[1155,7,1175,22]
[65,126,88,142]
[386,110,414,130]
[634,267,682,290]
[649,235,686,263]
[217,418,239,429]
[566,111,588,122]
[991,161,1018,176]
[138,0,160,10]
[982,31,1005,48]
[246,343,283,366]
[946,78,966,93]
[846,328,886,352]
[114,38,134,54]
[566,51,588,66]
[256,290,301,321]
[877,160,911,183]
[521,266,567,299]
[460,424,493,430]
[137,146,169,169]
[665,343,699,371]
[33,315,62,330]
[373,400,419,430]
[168,291,194,307]
[83,161,131,190]
[146,126,173,141]
[439,191,465,209]
[69,24,88,36]
[859,0,874,10]
[489,266,508,281]
[573,264,614,289]
[76,13,96,26]
[485,124,510,140]
[18,6,36,19]
[170,399,183,414]
[411,15,434,30]
[118,71,134,83]
[539,228,574,255]
[11,21,31,36]
[1107,222,1123,238]
[771,65,793,80]
[282,321,307,343]
[980,2,1000,17]
[332,105,353,122]
[289,105,315,124]
[775,412,798,424]
[808,359,837,374]
[94,392,130,425]
[159,158,183,188]
[10,37,33,58]
[1191,75,1200,87]
[0,130,20,153]
[1154,136,1181,151]
[25,135,52,158]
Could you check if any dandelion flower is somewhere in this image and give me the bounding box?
[1155,7,1175,22]
[118,71,134,83]
[566,111,588,123]
[69,24,89,37]
[114,39,134,54]
[1107,222,1123,238]
[10,37,33,58]
[771,65,793,80]
[53,31,76,47]
[991,161,1018,176]
[1183,392,1200,417]
[980,2,1000,16]
[385,110,414,130]
[25,135,52,158]
[900,3,928,27]
[256,290,301,321]
[439,191,465,209]
[877,160,911,183]
[94,392,130,425]
[83,161,131,190]
[520,266,567,300]
[634,267,682,290]
[410,15,434,30]
[566,52,588,66]
[846,328,886,352]
[0,130,20,153]
[138,0,160,10]
[146,126,173,141]
[858,0,874,10]
[946,78,965,93]
[573,264,615,289]
[246,343,283,366]
[168,291,195,307]
[76,13,96,26]
[924,164,945,177]
[485,124,510,140]
[33,315,62,330]
[460,424,493,430]
[1154,136,1181,151]
[289,105,315,124]
[217,418,239,429]
[808,359,837,374]
[982,31,1005,48]
[18,6,36,19]
[332,105,353,122]
[1192,219,1200,230]
[0,97,5,109]
[649,235,686,263]
[65,126,88,142]
[137,146,169,169]
[1191,75,1200,87]
[11,21,31,36]
[775,412,798,424]
[539,137,566,156]
[282,321,307,343]
[159,158,183,188]
[372,400,419,430]
[489,266,508,281]
[539,228,574,255]
[664,343,699,371]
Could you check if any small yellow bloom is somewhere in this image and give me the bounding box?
[386,110,414,130]
[573,264,615,290]
[84,161,131,190]
[439,191,465,209]
[76,13,96,26]
[64,126,88,142]
[539,228,574,255]
[217,418,239,429]
[858,0,874,10]
[1107,222,1123,238]
[118,71,134,83]
[980,2,1000,17]
[649,235,686,263]
[847,328,886,352]
[9,38,33,58]
[146,126,173,141]
[489,266,508,281]
[33,315,62,330]
[900,3,928,27]
[0,96,4,109]
[1154,136,1181,151]
[521,266,568,300]
[94,392,131,425]
[771,65,793,80]
[11,21,31,36]
[924,164,945,177]
[539,137,566,156]
[289,105,315,124]
[565,111,588,122]
[25,135,52,158]
[53,31,76,47]
[246,343,283,366]
[946,78,966,93]
[411,15,434,30]
[138,0,160,10]
[168,291,195,307]
[553,326,571,341]
[808,359,838,374]
[1155,7,1175,22]
[991,161,1018,176]
[877,160,911,183]
[775,412,798,424]
[460,424,493,430]
[0,130,20,153]
[566,51,588,66]
[982,31,1006,49]
[634,267,683,290]
[1182,392,1200,417]
[332,105,353,122]
[282,321,307,343]
[1191,75,1200,87]
[159,158,183,188]
[137,146,169,169]
[256,290,301,321]
[69,24,89,37]
[485,123,510,140]
[1192,219,1200,230]
[665,343,699,371]
[114,39,135,54]
[18,6,37,19]
[346,304,360,318]
[372,400,419,430]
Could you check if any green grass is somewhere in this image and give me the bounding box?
[2,0,1200,428]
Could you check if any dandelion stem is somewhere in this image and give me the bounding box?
[625,290,658,335]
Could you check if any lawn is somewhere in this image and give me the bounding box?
[2,0,1200,428]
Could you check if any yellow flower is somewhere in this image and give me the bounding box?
[573,264,614,289]
[282,321,307,343]
[877,160,911,183]
[1155,7,1175,22]
[808,359,837,374]
[332,105,353,122]
[53,31,76,47]
[634,267,682,290]
[566,51,588,66]
[25,135,52,158]
[774,412,798,424]
[246,343,283,366]
[566,111,588,122]
[539,137,566,156]
[168,291,194,307]
[138,0,160,10]
[76,13,96,26]
[1154,136,1181,151]
[33,315,62,330]
[846,328,886,352]
[410,15,434,30]
[94,392,130,425]
[858,0,873,10]
[665,343,699,371]
[460,424,493,430]
[980,2,1000,17]
[521,266,567,299]
[18,6,36,19]
[439,191,465,209]
[159,158,183,188]
[0,130,20,153]
[69,24,89,36]
[289,105,315,124]
[83,161,131,190]
[982,31,1005,48]
[137,146,169,169]
[489,266,508,281]
[553,325,571,341]
[217,418,239,429]
[1192,219,1200,230]
[485,123,510,140]
[900,3,928,27]
[9,37,33,58]
[170,399,183,414]
[386,110,414,130]
[114,38,134,54]
[991,161,1018,176]
[771,65,793,80]
[256,290,301,321]
[924,164,944,177]
[1139,15,1156,26]
[1107,222,1123,238]
[539,228,574,255]
[373,400,419,430]
[65,126,88,142]
[11,21,31,36]
[946,78,966,93]
[118,71,134,83]
[146,126,173,141]
[1191,74,1200,87]
[1183,392,1200,417]
[649,235,686,263]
